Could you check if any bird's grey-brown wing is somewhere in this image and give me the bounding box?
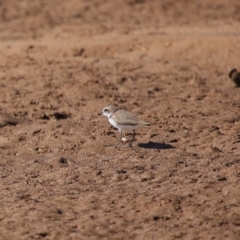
[112,110,149,126]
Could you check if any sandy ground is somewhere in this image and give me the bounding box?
[0,0,240,239]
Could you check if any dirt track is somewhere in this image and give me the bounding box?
[0,1,240,239]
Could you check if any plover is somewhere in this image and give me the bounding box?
[228,68,240,87]
[98,105,150,147]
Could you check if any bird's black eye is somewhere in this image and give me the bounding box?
[104,109,108,112]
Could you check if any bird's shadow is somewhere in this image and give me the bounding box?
[138,141,175,150]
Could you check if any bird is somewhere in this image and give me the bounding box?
[98,105,150,147]
[228,68,240,87]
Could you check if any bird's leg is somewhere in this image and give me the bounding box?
[114,130,122,148]
[129,130,136,147]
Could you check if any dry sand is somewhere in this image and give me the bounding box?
[0,0,240,239]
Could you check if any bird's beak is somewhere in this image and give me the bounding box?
[98,112,102,116]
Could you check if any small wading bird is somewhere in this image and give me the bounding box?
[228,68,240,87]
[98,105,150,147]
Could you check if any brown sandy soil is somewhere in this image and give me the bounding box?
[0,0,240,239]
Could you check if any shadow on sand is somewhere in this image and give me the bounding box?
[138,141,175,150]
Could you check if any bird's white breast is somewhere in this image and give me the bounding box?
[108,117,120,130]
